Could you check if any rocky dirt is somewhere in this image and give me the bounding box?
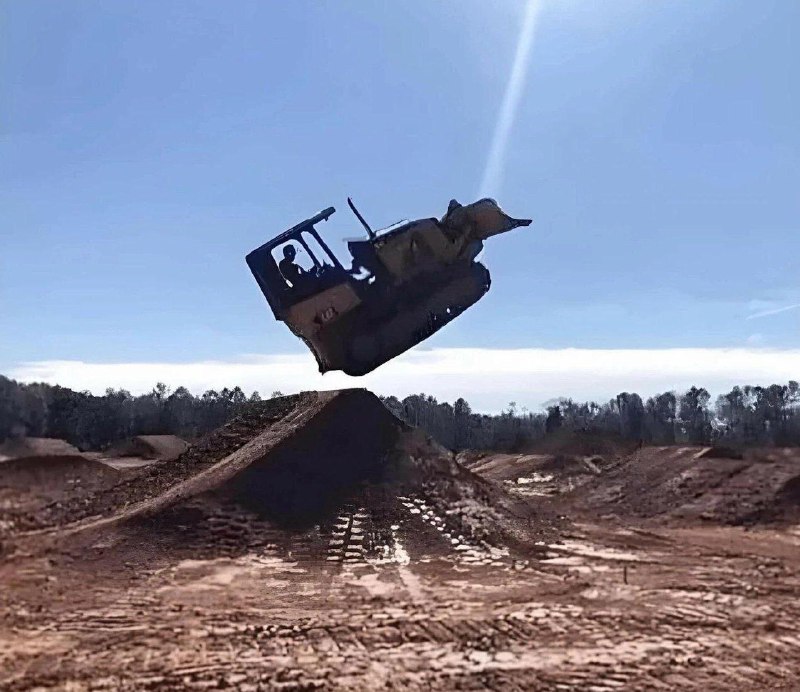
[1,393,799,690]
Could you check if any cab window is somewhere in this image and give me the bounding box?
[270,241,315,276]
[301,230,336,269]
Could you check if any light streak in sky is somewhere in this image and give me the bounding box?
[479,0,542,198]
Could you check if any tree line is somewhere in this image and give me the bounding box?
[383,382,800,451]
[1,374,798,452]
[384,380,800,451]
[0,377,266,451]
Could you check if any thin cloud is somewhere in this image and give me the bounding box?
[9,347,800,413]
[746,302,800,320]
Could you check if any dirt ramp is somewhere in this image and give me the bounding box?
[0,437,81,460]
[469,452,605,482]
[0,454,119,491]
[31,388,555,566]
[522,429,638,458]
[107,435,188,461]
[13,389,411,533]
[124,388,535,541]
[0,455,122,528]
[116,420,547,566]
[5,392,318,534]
[564,445,800,524]
[465,451,607,502]
[187,388,405,526]
[2,387,559,570]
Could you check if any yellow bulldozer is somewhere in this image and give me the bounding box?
[246,198,531,375]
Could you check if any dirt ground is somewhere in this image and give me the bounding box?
[1,392,799,690]
[3,519,799,690]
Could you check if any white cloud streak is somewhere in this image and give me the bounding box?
[9,347,800,413]
[746,302,800,320]
[479,0,542,198]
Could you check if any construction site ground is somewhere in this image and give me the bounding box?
[2,391,799,690]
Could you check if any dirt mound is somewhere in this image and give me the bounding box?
[538,453,605,475]
[454,449,488,468]
[522,429,638,459]
[0,455,122,526]
[0,437,81,460]
[466,452,603,481]
[0,454,119,491]
[465,452,605,501]
[124,422,544,566]
[107,435,189,461]
[10,389,552,556]
[698,445,745,460]
[466,453,546,481]
[10,389,554,565]
[563,445,800,525]
[457,431,631,471]
[10,392,315,533]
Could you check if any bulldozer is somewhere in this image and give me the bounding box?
[246,198,531,376]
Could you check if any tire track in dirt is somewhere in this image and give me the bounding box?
[10,588,800,691]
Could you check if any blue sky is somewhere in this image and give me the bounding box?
[2,0,798,408]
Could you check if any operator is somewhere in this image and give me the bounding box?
[278,244,308,289]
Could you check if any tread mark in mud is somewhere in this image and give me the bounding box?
[399,495,510,566]
[326,505,368,565]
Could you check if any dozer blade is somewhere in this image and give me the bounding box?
[440,198,532,242]
[506,216,533,229]
[470,199,532,240]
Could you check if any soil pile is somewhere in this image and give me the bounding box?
[458,431,630,502]
[463,450,608,501]
[564,445,800,524]
[0,437,81,460]
[0,455,121,526]
[9,392,315,533]
[10,390,551,562]
[462,453,548,480]
[128,419,544,565]
[523,429,638,459]
[0,455,120,491]
[468,452,607,482]
[106,435,189,461]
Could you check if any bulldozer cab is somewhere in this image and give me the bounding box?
[246,196,530,376]
[246,207,348,319]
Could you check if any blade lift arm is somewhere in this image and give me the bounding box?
[347,197,376,241]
